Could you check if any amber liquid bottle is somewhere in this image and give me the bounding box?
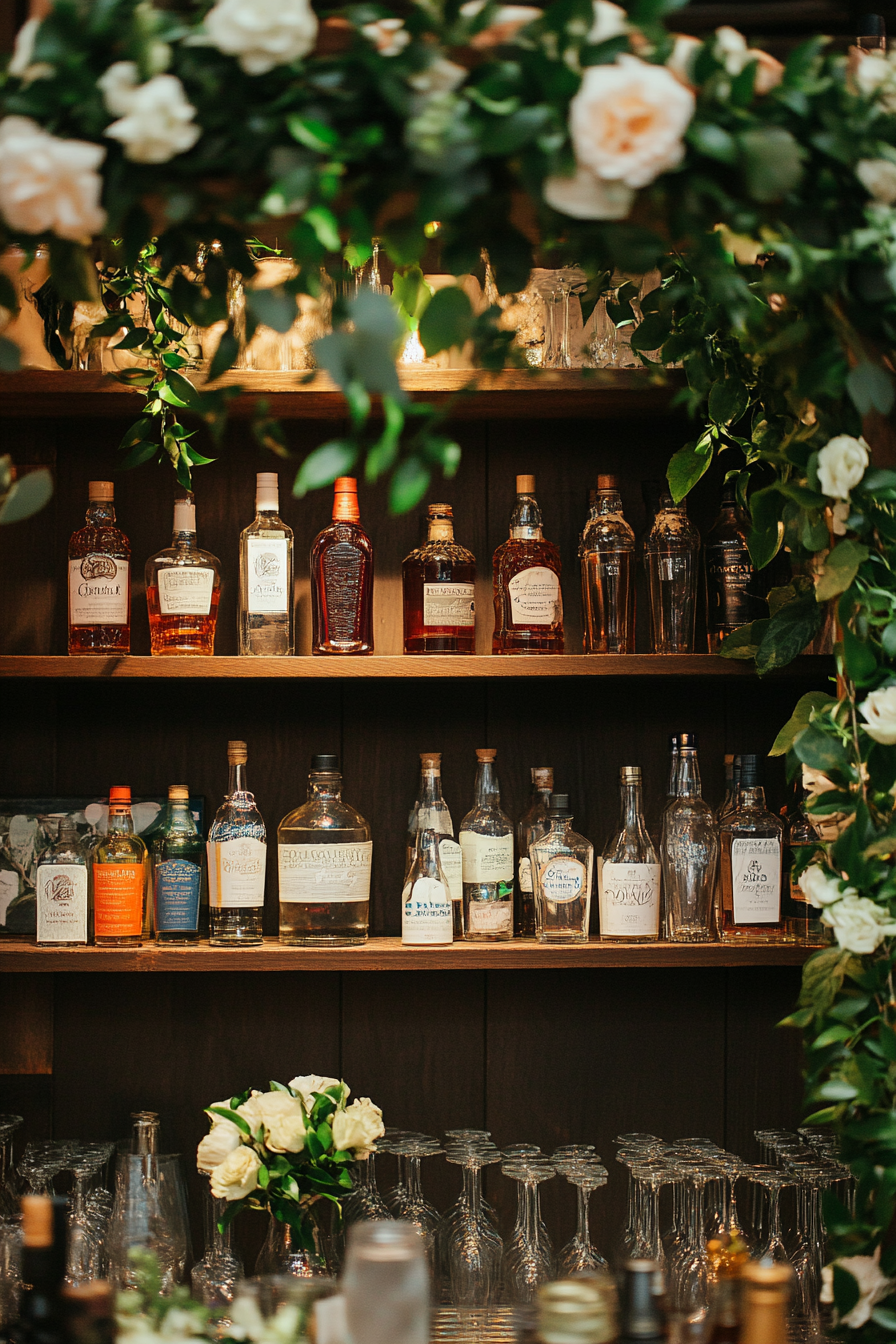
[68,481,130,655]
[402,504,476,654]
[311,477,374,655]
[705,484,764,652]
[492,474,563,654]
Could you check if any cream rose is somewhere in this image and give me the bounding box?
[210,1146,261,1201]
[798,865,854,908]
[666,34,701,88]
[857,157,896,204]
[854,52,896,111]
[816,434,869,499]
[197,1124,241,1173]
[0,117,106,242]
[204,0,318,74]
[360,18,410,56]
[588,1,628,43]
[821,1250,893,1328]
[568,55,695,191]
[332,1097,385,1155]
[464,4,542,50]
[8,18,53,82]
[102,70,200,164]
[823,894,896,955]
[544,166,635,220]
[860,685,896,744]
[237,1089,306,1151]
[289,1074,345,1108]
[713,26,783,94]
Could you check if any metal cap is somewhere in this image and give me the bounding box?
[549,793,571,817]
[679,731,698,749]
[739,753,760,786]
[857,13,886,36]
[311,753,339,770]
[621,766,641,782]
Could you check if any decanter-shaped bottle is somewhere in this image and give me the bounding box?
[719,755,785,942]
[515,767,554,937]
[93,787,148,948]
[644,493,700,653]
[278,754,371,946]
[239,472,294,656]
[311,477,374,654]
[492,475,563,654]
[459,748,514,941]
[207,740,266,947]
[36,816,88,945]
[152,785,203,945]
[145,495,221,655]
[530,794,593,943]
[68,480,130,655]
[705,484,764,652]
[599,766,660,941]
[406,752,463,938]
[402,828,453,946]
[581,475,636,654]
[662,737,718,943]
[402,504,476,654]
[782,790,829,945]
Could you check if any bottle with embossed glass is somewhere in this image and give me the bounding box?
[705,484,764,652]
[492,475,563,654]
[515,767,553,937]
[459,748,514,941]
[581,475,636,653]
[145,495,221,655]
[311,477,374,655]
[152,785,203,944]
[402,504,476,654]
[239,472,294,656]
[599,767,660,941]
[530,793,593,943]
[207,741,266,946]
[68,480,130,655]
[406,753,464,938]
[644,493,700,653]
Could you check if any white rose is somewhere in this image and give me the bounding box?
[0,117,106,242]
[103,73,200,164]
[331,1097,385,1156]
[8,18,53,82]
[408,58,468,96]
[854,52,896,110]
[209,1146,262,1201]
[568,55,695,191]
[544,165,635,220]
[360,18,410,56]
[821,1250,893,1329]
[588,1,628,43]
[197,1124,241,1173]
[798,865,855,908]
[204,0,318,75]
[860,685,896,744]
[857,157,896,204]
[237,1089,306,1149]
[289,1074,345,1109]
[666,34,701,88]
[816,434,870,499]
[823,894,896,955]
[460,3,541,50]
[98,62,140,117]
[713,27,783,94]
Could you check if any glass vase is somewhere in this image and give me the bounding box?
[254,1209,331,1278]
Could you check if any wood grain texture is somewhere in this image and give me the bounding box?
[724,965,806,1161]
[0,975,52,1074]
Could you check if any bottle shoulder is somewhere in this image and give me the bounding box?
[493,538,561,573]
[95,832,147,861]
[146,544,221,573]
[279,797,370,836]
[312,522,373,558]
[460,804,513,834]
[403,538,476,567]
[242,515,294,542]
[69,525,130,558]
[583,515,635,549]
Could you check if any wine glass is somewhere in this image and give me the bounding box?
[500,1158,555,1304]
[554,1156,609,1275]
[444,1143,503,1310]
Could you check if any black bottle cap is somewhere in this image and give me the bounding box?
[620,1259,665,1340]
[311,753,339,771]
[739,753,760,786]
[858,14,885,37]
[679,731,698,749]
[549,793,572,818]
[668,733,680,750]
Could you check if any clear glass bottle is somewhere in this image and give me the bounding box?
[152,785,203,945]
[515,767,554,937]
[406,753,463,938]
[662,735,718,943]
[239,472,294,656]
[278,754,371,945]
[658,732,681,937]
[581,474,636,654]
[530,793,593,943]
[716,754,736,823]
[705,485,764,652]
[68,480,130,655]
[783,793,829,945]
[145,495,221,655]
[402,504,476,654]
[207,741,266,947]
[644,493,700,653]
[36,816,88,945]
[492,475,563,654]
[310,477,374,655]
[93,786,148,948]
[719,755,785,942]
[402,828,453,946]
[599,766,660,941]
[459,748,514,941]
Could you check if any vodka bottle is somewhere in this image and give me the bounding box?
[459,749,514,941]
[406,753,463,938]
[662,735,718,942]
[581,475,636,653]
[599,767,660,941]
[644,494,700,653]
[402,829,453,946]
[530,794,593,943]
[239,472,294,655]
[207,741,266,946]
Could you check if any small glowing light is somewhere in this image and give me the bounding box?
[400,329,426,364]
[423,220,442,238]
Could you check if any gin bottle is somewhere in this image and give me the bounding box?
[662,736,718,943]
[406,753,463,938]
[530,793,593,943]
[581,475,636,654]
[68,480,130,655]
[402,504,476,654]
[644,494,700,653]
[239,472,294,656]
[402,828,453,946]
[515,767,553,937]
[207,741,266,946]
[310,478,374,655]
[459,748,514,941]
[152,785,203,945]
[278,755,371,945]
[492,475,563,654]
[599,767,660,941]
[705,485,764,652]
[93,787,148,948]
[36,817,88,946]
[145,495,221,655]
[719,755,785,942]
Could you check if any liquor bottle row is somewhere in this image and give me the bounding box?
[66,472,766,658]
[26,739,828,948]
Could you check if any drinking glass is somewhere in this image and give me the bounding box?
[192,1189,243,1310]
[65,1142,115,1284]
[393,1136,443,1276]
[554,1156,609,1275]
[500,1158,555,1304]
[0,1116,23,1217]
[344,1151,392,1225]
[748,1166,794,1263]
[443,1144,503,1309]
[343,1221,429,1344]
[108,1151,190,1292]
[667,1163,717,1328]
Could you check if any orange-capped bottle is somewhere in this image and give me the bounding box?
[93,787,148,947]
[310,477,374,655]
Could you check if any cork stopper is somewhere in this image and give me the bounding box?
[427,502,454,540]
[332,476,360,523]
[597,474,617,491]
[476,748,497,761]
[741,1260,793,1295]
[516,474,535,495]
[532,767,553,786]
[227,740,248,765]
[173,496,196,533]
[108,786,131,811]
[88,481,114,501]
[420,752,442,767]
[256,472,279,511]
[21,1195,53,1248]
[168,785,189,801]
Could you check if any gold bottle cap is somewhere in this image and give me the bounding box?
[597,474,617,491]
[88,481,114,501]
[168,785,189,800]
[476,748,497,761]
[621,766,641,781]
[516,474,535,494]
[21,1195,53,1248]
[227,740,248,765]
[428,504,453,517]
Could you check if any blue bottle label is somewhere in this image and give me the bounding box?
[155,859,201,932]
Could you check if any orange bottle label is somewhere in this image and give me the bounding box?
[93,864,144,936]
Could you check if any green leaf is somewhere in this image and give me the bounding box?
[247,288,298,335]
[293,440,358,497]
[794,721,849,775]
[206,1106,252,1136]
[718,619,770,660]
[209,329,240,382]
[816,540,870,602]
[304,207,342,255]
[847,361,895,417]
[755,593,822,675]
[389,456,431,514]
[770,692,836,756]
[0,468,53,524]
[708,378,749,426]
[287,116,340,153]
[833,1264,861,1318]
[165,370,203,412]
[801,1106,840,1125]
[119,441,158,470]
[113,327,152,351]
[667,439,713,502]
[740,127,805,203]
[687,121,738,164]
[365,396,404,482]
[117,418,155,452]
[419,287,474,358]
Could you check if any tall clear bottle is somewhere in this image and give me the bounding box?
[599,767,660,941]
[459,749,514,941]
[406,753,463,938]
[36,817,88,946]
[580,475,636,654]
[402,829,453,946]
[239,472,294,656]
[644,494,700,653]
[93,787,148,948]
[530,793,593,943]
[492,475,563,654]
[658,733,681,937]
[207,741,266,947]
[719,755,785,942]
[515,767,553,937]
[152,785,203,945]
[278,755,371,946]
[662,735,718,942]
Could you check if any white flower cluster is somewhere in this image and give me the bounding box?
[203,0,318,75]
[821,1250,894,1329]
[99,62,200,164]
[816,433,869,502]
[0,116,106,241]
[800,864,896,954]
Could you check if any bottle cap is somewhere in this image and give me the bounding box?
[427,503,452,518]
[227,740,247,765]
[857,14,886,36]
[21,1194,53,1248]
[58,815,78,836]
[420,752,441,768]
[312,753,339,770]
[256,472,280,511]
[476,748,497,762]
[88,481,114,501]
[739,753,760,786]
[332,477,360,523]
[173,497,196,533]
[109,786,131,804]
[621,766,641,782]
[597,474,617,491]
[168,785,189,801]
[724,753,734,766]
[549,793,571,817]
[679,731,698,750]
[532,767,553,785]
[516,474,535,494]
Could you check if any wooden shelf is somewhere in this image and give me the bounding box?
[0,654,831,679]
[0,935,821,972]
[0,369,685,420]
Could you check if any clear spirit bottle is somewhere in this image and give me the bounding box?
[599,766,660,941]
[719,755,785,942]
[36,817,88,945]
[492,475,563,654]
[68,480,130,655]
[278,754,371,945]
[402,504,476,654]
[310,478,374,655]
[515,767,553,937]
[145,495,221,655]
[239,472,294,656]
[530,794,593,943]
[406,753,463,938]
[662,736,718,943]
[459,748,514,941]
[207,741,266,947]
[402,828,453,946]
[644,493,700,653]
[783,792,829,944]
[581,475,636,654]
[705,485,764,652]
[152,785,203,945]
[93,787,148,948]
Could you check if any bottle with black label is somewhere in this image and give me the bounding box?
[719,755,786,942]
[705,485,765,652]
[782,792,829,944]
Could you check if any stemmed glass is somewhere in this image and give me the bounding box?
[18,1142,74,1195]
[65,1142,115,1284]
[344,1150,391,1225]
[500,1158,556,1304]
[667,1163,717,1328]
[554,1156,609,1275]
[443,1143,503,1310]
[393,1135,443,1275]
[748,1166,795,1263]
[381,1130,424,1217]
[0,1116,23,1216]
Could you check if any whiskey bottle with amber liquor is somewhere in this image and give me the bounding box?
[492,475,563,654]
[705,484,764,652]
[311,477,374,655]
[402,504,476,654]
[68,481,130,655]
[145,496,221,655]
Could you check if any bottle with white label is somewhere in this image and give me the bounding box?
[278,754,371,946]
[145,494,221,655]
[515,767,553,937]
[402,504,476,654]
[239,472,294,656]
[406,752,464,938]
[599,767,659,942]
[492,475,563,654]
[36,817,89,946]
[719,754,785,942]
[459,748,514,942]
[402,828,453,946]
[68,480,130,655]
[530,793,593,943]
[207,740,266,946]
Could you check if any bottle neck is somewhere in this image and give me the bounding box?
[419,770,444,807]
[620,781,645,829]
[739,785,766,812]
[171,528,197,550]
[474,762,500,806]
[428,517,454,542]
[666,750,679,799]
[86,501,116,525]
[415,828,442,875]
[333,491,360,524]
[677,751,702,798]
[227,762,248,795]
[167,802,195,831]
[107,807,134,835]
[510,493,543,541]
[548,816,572,840]
[308,772,342,801]
[597,491,623,515]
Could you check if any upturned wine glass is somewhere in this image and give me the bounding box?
[554,1156,609,1275]
[394,1135,443,1276]
[500,1158,556,1304]
[444,1144,503,1309]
